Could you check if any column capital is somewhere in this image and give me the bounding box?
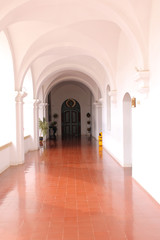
[33,99,41,107]
[93,102,102,108]
[15,91,27,102]
[39,102,48,109]
[93,98,103,107]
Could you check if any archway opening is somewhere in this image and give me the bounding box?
[0,32,15,146]
[107,85,111,131]
[61,99,81,138]
[123,93,132,167]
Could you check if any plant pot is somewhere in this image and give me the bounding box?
[39,136,43,141]
[39,136,43,146]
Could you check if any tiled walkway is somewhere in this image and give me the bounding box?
[0,137,160,240]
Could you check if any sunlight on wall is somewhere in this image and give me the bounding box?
[23,69,33,137]
[132,95,160,203]
[0,32,15,146]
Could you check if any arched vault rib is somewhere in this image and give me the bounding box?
[1,0,146,70]
[34,59,107,99]
[17,32,115,92]
[43,76,101,103]
[3,0,147,92]
[36,68,102,102]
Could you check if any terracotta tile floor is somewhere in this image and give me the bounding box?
[0,137,160,240]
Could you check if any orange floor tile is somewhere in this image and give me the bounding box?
[0,137,160,240]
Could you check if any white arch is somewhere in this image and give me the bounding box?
[44,76,99,103]
[0,0,148,95]
[18,40,114,91]
[0,0,147,66]
[35,63,103,99]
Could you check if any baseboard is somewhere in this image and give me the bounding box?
[0,164,10,174]
[103,145,124,167]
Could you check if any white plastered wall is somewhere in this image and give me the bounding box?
[102,8,160,204]
[131,0,160,204]
[0,31,17,172]
[103,31,136,166]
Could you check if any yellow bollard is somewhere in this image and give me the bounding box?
[98,132,102,146]
[98,132,103,158]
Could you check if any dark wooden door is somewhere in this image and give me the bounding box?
[62,99,81,138]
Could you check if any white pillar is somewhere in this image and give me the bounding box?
[14,91,27,165]
[39,102,48,119]
[32,99,40,150]
[94,103,102,140]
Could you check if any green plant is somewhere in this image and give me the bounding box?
[39,118,49,137]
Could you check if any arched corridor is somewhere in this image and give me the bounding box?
[0,137,160,240]
[1,1,160,239]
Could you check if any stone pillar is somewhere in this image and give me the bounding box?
[14,91,27,165]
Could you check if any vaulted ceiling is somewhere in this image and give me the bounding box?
[0,0,153,99]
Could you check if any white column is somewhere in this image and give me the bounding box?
[39,102,48,119]
[14,91,27,165]
[32,99,40,150]
[94,102,102,140]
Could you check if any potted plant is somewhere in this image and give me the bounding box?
[39,117,49,143]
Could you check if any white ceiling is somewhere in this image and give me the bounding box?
[0,0,153,98]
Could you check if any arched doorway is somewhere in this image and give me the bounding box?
[107,85,111,131]
[123,93,132,167]
[61,98,81,138]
